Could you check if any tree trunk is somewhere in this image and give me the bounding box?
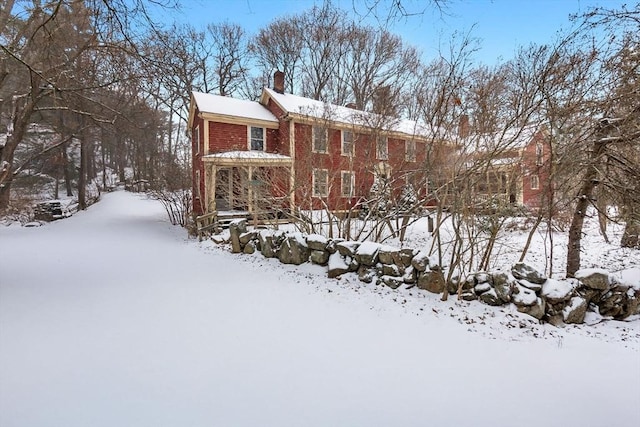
[78,133,87,210]
[62,145,73,197]
[566,133,608,277]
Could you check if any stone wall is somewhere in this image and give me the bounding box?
[229,220,640,326]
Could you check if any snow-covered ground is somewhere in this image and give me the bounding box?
[1,190,638,427]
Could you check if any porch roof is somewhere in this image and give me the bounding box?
[202,150,293,166]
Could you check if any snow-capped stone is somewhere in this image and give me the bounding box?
[377,245,400,265]
[310,249,329,265]
[355,241,381,266]
[517,279,542,292]
[474,282,492,294]
[511,262,547,284]
[402,266,416,284]
[512,283,537,306]
[380,275,403,289]
[411,250,430,272]
[563,296,588,324]
[474,272,492,284]
[428,254,441,271]
[229,219,247,253]
[518,297,546,320]
[357,266,376,283]
[541,278,575,302]
[381,263,401,277]
[616,268,640,291]
[336,240,360,257]
[398,248,416,267]
[327,252,349,278]
[478,288,502,306]
[306,234,328,251]
[493,272,514,302]
[575,268,610,291]
[278,235,310,265]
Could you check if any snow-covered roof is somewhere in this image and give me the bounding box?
[203,150,292,165]
[463,124,545,153]
[262,87,435,139]
[192,92,278,124]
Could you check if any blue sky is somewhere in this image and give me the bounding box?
[166,0,626,64]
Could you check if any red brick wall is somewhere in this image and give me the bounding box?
[208,121,248,153]
[192,112,205,216]
[521,130,552,208]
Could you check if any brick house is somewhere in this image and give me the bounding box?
[188,71,551,221]
[459,124,552,209]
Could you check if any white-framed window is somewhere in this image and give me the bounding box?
[377,136,388,160]
[194,125,200,155]
[313,169,329,197]
[341,171,354,197]
[405,139,416,162]
[342,130,354,156]
[312,126,328,153]
[249,126,265,151]
[536,142,544,166]
[530,174,540,190]
[194,169,201,199]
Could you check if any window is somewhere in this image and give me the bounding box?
[342,130,354,156]
[536,143,544,166]
[313,169,328,197]
[250,126,265,151]
[313,126,328,153]
[341,171,354,197]
[194,125,200,155]
[377,136,388,160]
[530,174,540,190]
[194,169,201,199]
[405,139,416,162]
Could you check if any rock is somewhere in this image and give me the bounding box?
[278,234,310,265]
[427,254,442,271]
[517,297,545,320]
[493,272,513,302]
[310,249,329,265]
[546,314,565,327]
[517,279,542,292]
[381,264,402,277]
[243,240,256,254]
[563,296,587,324]
[616,268,640,291]
[583,306,604,326]
[460,290,477,301]
[398,248,416,267]
[411,250,430,272]
[336,241,360,258]
[575,268,610,291]
[512,283,537,306]
[325,239,339,254]
[358,266,376,283]
[377,245,399,265]
[479,288,502,306]
[381,275,403,289]
[239,231,256,246]
[474,272,492,284]
[541,278,575,303]
[259,230,284,258]
[229,219,247,253]
[403,266,416,284]
[474,282,492,295]
[327,252,349,279]
[354,241,381,267]
[306,234,328,251]
[417,270,446,294]
[347,256,359,272]
[511,262,546,284]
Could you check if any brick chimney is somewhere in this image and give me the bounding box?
[458,114,470,138]
[273,70,285,94]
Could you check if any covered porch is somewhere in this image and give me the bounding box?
[199,151,294,232]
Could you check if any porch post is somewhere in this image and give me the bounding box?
[209,164,217,212]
